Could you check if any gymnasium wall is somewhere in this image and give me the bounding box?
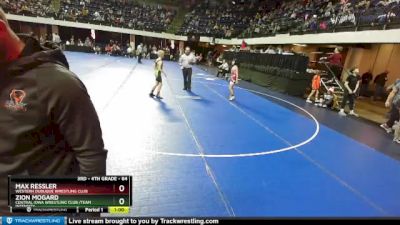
[343,44,400,86]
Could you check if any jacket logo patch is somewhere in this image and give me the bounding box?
[4,89,28,112]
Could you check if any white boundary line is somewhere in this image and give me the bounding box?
[163,71,236,216]
[149,80,320,158]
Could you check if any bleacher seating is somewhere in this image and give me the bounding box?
[2,0,400,38]
[3,0,176,33]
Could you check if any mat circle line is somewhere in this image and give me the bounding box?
[149,80,320,158]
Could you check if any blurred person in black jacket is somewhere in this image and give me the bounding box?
[360,70,373,97]
[0,7,107,214]
[373,70,389,101]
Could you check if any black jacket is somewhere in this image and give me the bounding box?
[374,73,388,86]
[361,72,373,84]
[0,35,107,213]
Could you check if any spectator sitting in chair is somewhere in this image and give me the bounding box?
[70,35,75,45]
[77,38,84,46]
[321,47,343,80]
[377,0,399,7]
[356,0,371,9]
[327,47,343,66]
[265,46,276,54]
[105,44,112,55]
[196,53,203,63]
[317,87,338,109]
[282,48,295,55]
[112,43,121,56]
[94,45,102,55]
[216,59,229,79]
[84,37,91,47]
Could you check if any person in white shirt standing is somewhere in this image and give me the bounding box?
[137,43,143,63]
[52,33,61,46]
[179,47,197,91]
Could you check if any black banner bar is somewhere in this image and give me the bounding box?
[65,217,400,225]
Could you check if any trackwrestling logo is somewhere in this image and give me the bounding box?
[4,89,28,112]
[2,217,64,225]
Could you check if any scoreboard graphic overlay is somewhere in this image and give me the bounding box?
[8,176,132,214]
